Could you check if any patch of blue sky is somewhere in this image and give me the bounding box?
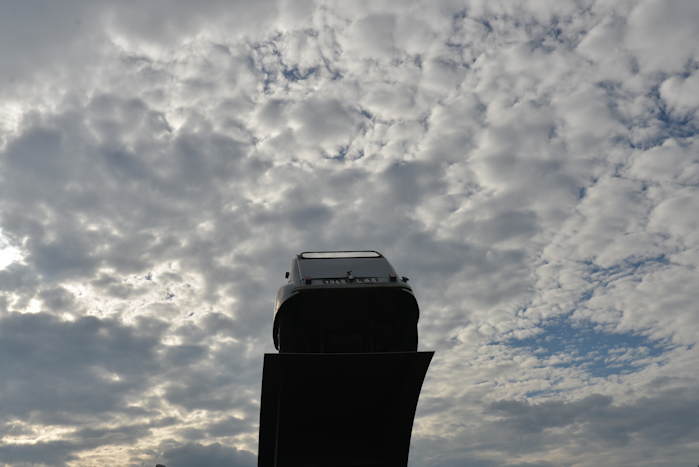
[503,314,672,378]
[582,255,669,287]
[525,387,566,399]
[598,79,699,149]
[282,66,317,82]
[654,102,698,141]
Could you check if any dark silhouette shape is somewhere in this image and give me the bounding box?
[259,251,434,467]
[273,251,419,353]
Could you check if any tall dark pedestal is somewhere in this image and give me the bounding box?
[258,351,434,467]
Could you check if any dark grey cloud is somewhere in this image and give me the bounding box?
[0,264,39,295]
[0,418,179,466]
[162,366,255,413]
[205,416,250,438]
[0,1,102,93]
[0,312,161,423]
[0,440,77,467]
[382,161,447,206]
[410,386,699,466]
[37,287,79,311]
[483,387,699,459]
[158,442,255,467]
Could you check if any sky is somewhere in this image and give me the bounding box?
[1,0,698,466]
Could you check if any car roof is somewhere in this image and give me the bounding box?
[298,251,382,259]
[296,251,394,278]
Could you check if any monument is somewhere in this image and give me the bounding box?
[258,251,434,467]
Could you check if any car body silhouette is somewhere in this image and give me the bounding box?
[273,250,419,353]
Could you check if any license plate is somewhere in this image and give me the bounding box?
[321,277,379,284]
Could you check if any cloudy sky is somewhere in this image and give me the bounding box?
[1,0,698,466]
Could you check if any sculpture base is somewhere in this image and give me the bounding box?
[258,351,433,467]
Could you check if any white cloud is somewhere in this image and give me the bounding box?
[625,0,699,73]
[0,0,698,465]
[663,71,699,107]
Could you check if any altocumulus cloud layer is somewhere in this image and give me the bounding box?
[1,0,698,465]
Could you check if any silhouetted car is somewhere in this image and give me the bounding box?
[273,251,419,353]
